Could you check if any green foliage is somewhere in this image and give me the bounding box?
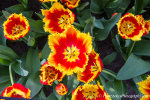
[94,13,121,41]
[0,45,18,65]
[1,0,150,99]
[102,52,117,65]
[41,41,51,60]
[135,0,150,14]
[12,60,28,76]
[133,40,150,56]
[25,71,43,98]
[117,54,150,80]
[25,48,40,74]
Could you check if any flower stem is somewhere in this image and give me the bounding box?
[102,69,117,78]
[127,41,136,58]
[9,63,14,85]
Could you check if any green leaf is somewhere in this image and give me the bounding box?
[67,76,79,95]
[0,28,6,45]
[46,93,58,100]
[0,76,10,84]
[0,45,18,65]
[6,4,25,13]
[77,9,91,25]
[2,10,10,18]
[0,66,9,84]
[25,48,40,73]
[22,11,33,18]
[17,0,28,8]
[41,41,51,59]
[133,40,150,56]
[112,34,127,60]
[135,0,150,14]
[25,71,43,98]
[102,52,117,65]
[84,17,95,35]
[17,77,27,85]
[0,45,18,60]
[94,18,104,29]
[101,72,115,81]
[0,15,6,27]
[104,0,130,17]
[117,54,150,80]
[90,0,104,14]
[0,81,11,94]
[12,60,28,76]
[77,2,89,11]
[29,19,45,33]
[113,80,125,95]
[95,13,121,41]
[34,89,47,99]
[105,81,121,100]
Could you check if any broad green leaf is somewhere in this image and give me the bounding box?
[135,0,150,14]
[29,19,45,33]
[94,18,104,29]
[0,28,6,45]
[112,34,127,61]
[104,0,130,17]
[0,58,11,66]
[133,40,150,56]
[34,89,47,99]
[117,54,150,80]
[73,22,84,31]
[84,17,95,36]
[113,80,126,95]
[67,76,79,95]
[22,11,33,18]
[46,93,58,100]
[0,15,6,27]
[12,60,28,76]
[17,77,27,85]
[95,13,121,41]
[98,75,107,89]
[90,0,104,14]
[101,72,115,81]
[17,0,28,8]
[0,66,9,84]
[6,4,25,13]
[2,10,10,18]
[25,71,43,98]
[77,9,91,25]
[41,41,51,59]
[102,52,117,65]
[0,45,18,65]
[0,76,10,84]
[105,81,121,100]
[77,2,89,11]
[25,48,40,73]
[0,81,11,94]
[0,45,18,60]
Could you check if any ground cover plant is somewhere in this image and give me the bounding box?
[0,0,150,100]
